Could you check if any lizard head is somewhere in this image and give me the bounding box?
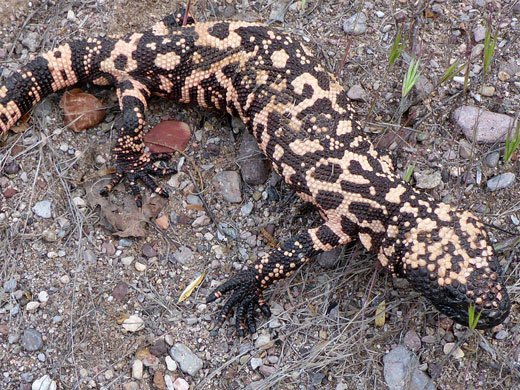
[394,203,510,329]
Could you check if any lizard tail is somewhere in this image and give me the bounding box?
[0,39,105,134]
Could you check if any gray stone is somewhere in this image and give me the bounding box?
[22,32,39,52]
[458,140,472,159]
[84,249,96,263]
[186,194,202,205]
[241,202,254,216]
[255,333,271,348]
[250,357,263,370]
[347,84,367,101]
[383,345,434,390]
[486,173,515,191]
[452,106,515,143]
[169,343,203,376]
[473,25,486,42]
[415,75,434,96]
[213,171,242,203]
[119,238,132,247]
[414,170,442,189]
[238,132,269,185]
[343,12,368,35]
[317,246,344,269]
[32,200,52,218]
[3,279,17,292]
[172,246,193,264]
[404,330,421,352]
[21,328,43,351]
[484,152,500,168]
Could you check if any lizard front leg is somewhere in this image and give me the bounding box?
[100,78,176,206]
[207,221,354,336]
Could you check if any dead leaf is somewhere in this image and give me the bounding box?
[375,300,386,327]
[185,204,204,211]
[85,178,159,238]
[260,226,278,248]
[144,120,191,153]
[59,88,106,131]
[10,123,28,134]
[178,272,205,303]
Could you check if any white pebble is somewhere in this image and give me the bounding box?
[122,315,144,332]
[121,256,134,266]
[32,375,56,390]
[165,356,177,371]
[38,291,49,303]
[132,359,143,379]
[26,301,40,312]
[134,262,147,272]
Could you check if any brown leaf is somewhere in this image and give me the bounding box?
[10,123,28,134]
[144,120,191,153]
[85,179,148,238]
[59,88,106,131]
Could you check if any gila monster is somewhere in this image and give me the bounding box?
[0,11,510,334]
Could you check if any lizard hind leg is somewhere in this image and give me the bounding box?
[207,221,354,335]
[100,79,177,206]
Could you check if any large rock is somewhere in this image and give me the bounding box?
[452,106,515,143]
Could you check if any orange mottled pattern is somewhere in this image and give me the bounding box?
[0,11,510,335]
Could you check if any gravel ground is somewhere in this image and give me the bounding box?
[0,1,519,390]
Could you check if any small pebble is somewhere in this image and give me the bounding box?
[22,328,43,351]
[135,262,147,272]
[404,329,421,352]
[343,12,368,35]
[122,315,145,332]
[142,244,156,258]
[173,378,189,390]
[213,171,242,203]
[132,359,143,379]
[169,343,203,376]
[255,333,271,348]
[31,375,56,390]
[38,291,49,303]
[33,200,52,218]
[26,301,40,312]
[414,170,442,189]
[165,356,177,371]
[121,256,134,266]
[480,86,495,97]
[3,279,17,292]
[347,84,367,101]
[250,357,263,370]
[443,342,464,359]
[495,330,508,340]
[172,246,193,264]
[487,172,515,191]
[484,152,500,168]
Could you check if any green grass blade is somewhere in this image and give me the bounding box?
[402,58,420,98]
[439,59,461,85]
[504,121,520,163]
[483,26,497,76]
[388,29,403,68]
[402,164,415,182]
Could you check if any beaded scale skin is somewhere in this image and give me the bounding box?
[0,12,510,334]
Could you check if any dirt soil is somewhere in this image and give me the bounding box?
[0,0,519,389]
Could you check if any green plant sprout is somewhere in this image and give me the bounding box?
[483,23,498,77]
[402,58,420,98]
[468,302,483,331]
[504,121,520,163]
[402,164,415,182]
[388,29,403,68]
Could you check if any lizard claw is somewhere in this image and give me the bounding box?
[100,152,176,207]
[207,269,271,335]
